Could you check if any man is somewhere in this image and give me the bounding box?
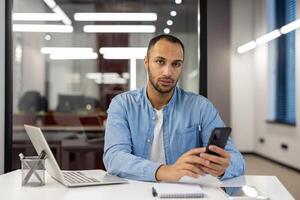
[103,34,245,182]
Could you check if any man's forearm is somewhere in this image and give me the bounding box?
[104,149,161,181]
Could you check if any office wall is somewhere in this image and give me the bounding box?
[230,0,255,151]
[0,0,5,174]
[207,0,231,126]
[231,0,300,169]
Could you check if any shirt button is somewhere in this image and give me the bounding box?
[147,139,151,143]
[152,116,156,120]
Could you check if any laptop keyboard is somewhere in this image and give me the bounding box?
[62,171,100,184]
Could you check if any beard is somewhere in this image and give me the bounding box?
[147,65,178,94]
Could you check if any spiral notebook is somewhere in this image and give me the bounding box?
[152,183,205,198]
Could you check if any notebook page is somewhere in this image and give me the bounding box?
[153,183,205,198]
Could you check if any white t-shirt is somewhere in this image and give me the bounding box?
[149,109,165,164]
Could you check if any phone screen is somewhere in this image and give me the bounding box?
[206,127,231,156]
[223,185,270,200]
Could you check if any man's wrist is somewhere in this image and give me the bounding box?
[217,170,226,179]
[155,164,167,181]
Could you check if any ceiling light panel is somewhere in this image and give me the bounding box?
[50,52,98,60]
[280,19,300,34]
[74,12,157,21]
[83,25,155,33]
[256,30,281,45]
[41,47,93,54]
[43,0,56,9]
[53,6,72,25]
[13,24,73,33]
[237,41,256,54]
[99,47,147,59]
[13,13,62,21]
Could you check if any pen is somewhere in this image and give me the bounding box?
[19,153,43,184]
[152,187,157,197]
[23,150,47,185]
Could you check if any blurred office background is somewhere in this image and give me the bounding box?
[9,0,200,171]
[1,0,300,198]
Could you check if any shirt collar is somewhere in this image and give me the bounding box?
[143,86,178,111]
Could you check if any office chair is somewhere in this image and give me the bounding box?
[18,91,48,113]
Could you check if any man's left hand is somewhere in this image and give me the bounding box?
[198,145,231,177]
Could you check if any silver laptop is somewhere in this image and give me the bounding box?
[24,125,128,187]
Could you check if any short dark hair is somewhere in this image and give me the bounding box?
[146,34,185,58]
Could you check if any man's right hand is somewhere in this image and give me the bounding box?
[155,148,207,182]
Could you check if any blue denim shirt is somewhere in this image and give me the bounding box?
[103,86,245,181]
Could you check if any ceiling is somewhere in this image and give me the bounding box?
[13,0,198,34]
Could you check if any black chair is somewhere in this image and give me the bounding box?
[18,91,48,113]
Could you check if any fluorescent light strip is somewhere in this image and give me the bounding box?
[102,53,145,59]
[41,47,93,54]
[43,0,56,9]
[99,47,147,55]
[74,12,157,21]
[237,18,300,54]
[99,47,147,59]
[50,52,98,60]
[13,24,73,33]
[87,73,127,84]
[13,13,62,21]
[256,30,281,45]
[237,41,256,54]
[87,72,120,79]
[42,0,72,25]
[83,25,155,33]
[53,6,72,25]
[122,72,130,79]
[280,19,300,34]
[95,78,127,84]
[86,72,102,80]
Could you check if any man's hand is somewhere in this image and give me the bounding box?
[199,145,231,177]
[155,148,207,182]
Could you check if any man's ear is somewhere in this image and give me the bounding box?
[144,56,149,70]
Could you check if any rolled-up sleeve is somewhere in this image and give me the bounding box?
[103,96,161,181]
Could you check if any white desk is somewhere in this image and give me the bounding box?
[0,170,294,200]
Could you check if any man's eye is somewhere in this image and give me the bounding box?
[156,60,165,65]
[173,62,182,68]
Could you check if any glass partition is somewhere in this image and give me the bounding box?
[11,0,200,170]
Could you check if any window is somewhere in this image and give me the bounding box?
[8,0,201,171]
[269,0,296,125]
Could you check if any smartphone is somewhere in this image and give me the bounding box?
[223,185,270,200]
[205,127,231,156]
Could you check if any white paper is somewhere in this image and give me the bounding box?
[178,174,222,187]
[220,175,246,187]
[153,182,205,198]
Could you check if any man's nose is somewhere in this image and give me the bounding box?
[162,64,173,76]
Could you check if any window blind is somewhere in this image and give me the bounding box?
[275,0,296,125]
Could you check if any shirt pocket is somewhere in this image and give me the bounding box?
[175,126,198,135]
[172,125,200,157]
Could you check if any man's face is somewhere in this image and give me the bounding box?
[144,39,184,94]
